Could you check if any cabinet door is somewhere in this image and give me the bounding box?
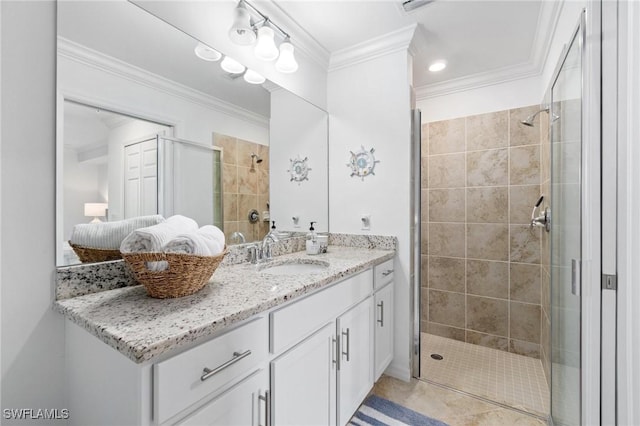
[374,282,394,381]
[176,368,269,426]
[337,297,373,426]
[271,322,336,426]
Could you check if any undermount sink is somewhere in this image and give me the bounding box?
[259,260,330,275]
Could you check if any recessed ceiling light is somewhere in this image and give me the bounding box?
[194,43,222,62]
[428,60,447,72]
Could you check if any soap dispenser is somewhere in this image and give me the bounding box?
[306,222,320,255]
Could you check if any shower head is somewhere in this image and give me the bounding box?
[250,153,263,164]
[520,107,549,127]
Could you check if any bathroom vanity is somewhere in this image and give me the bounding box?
[55,243,395,425]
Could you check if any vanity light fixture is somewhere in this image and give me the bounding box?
[220,56,246,74]
[428,60,447,72]
[194,43,222,62]
[228,0,256,45]
[244,69,266,84]
[228,0,298,71]
[275,37,299,73]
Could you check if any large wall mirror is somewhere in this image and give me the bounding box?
[56,0,329,267]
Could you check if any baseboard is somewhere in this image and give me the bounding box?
[383,362,411,382]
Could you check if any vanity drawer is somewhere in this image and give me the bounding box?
[154,316,268,424]
[270,269,372,354]
[374,258,394,289]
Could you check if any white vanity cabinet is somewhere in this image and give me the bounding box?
[373,259,395,381]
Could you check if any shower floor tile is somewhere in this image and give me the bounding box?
[420,333,550,417]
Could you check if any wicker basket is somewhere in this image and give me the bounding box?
[121,248,227,299]
[70,242,122,263]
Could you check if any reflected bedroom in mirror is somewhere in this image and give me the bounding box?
[56,0,329,267]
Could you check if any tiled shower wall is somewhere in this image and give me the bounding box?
[421,105,544,359]
[540,111,551,387]
[214,133,270,243]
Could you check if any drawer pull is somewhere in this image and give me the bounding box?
[200,350,252,381]
[341,329,350,362]
[377,301,384,327]
[258,390,271,426]
[382,269,394,277]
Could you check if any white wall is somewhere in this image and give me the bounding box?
[1,2,66,424]
[63,146,103,240]
[270,89,329,233]
[328,50,413,380]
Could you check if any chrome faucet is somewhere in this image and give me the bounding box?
[248,226,280,264]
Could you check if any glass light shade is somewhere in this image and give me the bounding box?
[254,25,279,61]
[275,40,298,73]
[194,43,222,61]
[221,56,246,74]
[228,3,256,45]
[243,69,265,84]
[84,203,107,223]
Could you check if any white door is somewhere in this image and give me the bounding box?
[337,297,373,426]
[374,283,394,381]
[271,322,337,426]
[177,368,269,426]
[123,138,157,219]
[124,144,141,218]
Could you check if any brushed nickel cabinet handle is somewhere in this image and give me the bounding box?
[382,269,393,277]
[259,390,271,426]
[341,329,350,362]
[200,349,251,381]
[377,301,384,327]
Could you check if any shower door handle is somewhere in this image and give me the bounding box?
[571,259,581,296]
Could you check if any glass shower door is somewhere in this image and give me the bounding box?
[550,15,583,426]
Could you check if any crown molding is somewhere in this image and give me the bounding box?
[329,24,417,72]
[415,1,563,101]
[57,37,269,129]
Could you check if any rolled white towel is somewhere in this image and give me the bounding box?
[163,225,226,256]
[120,215,199,253]
[70,215,165,250]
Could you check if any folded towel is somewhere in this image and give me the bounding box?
[70,215,165,250]
[120,215,199,253]
[163,225,226,256]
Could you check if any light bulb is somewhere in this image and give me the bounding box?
[228,1,256,46]
[275,39,298,73]
[244,69,265,85]
[221,56,246,74]
[194,43,222,62]
[428,60,447,72]
[254,25,279,61]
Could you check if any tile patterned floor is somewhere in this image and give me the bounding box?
[420,333,550,417]
[373,375,547,426]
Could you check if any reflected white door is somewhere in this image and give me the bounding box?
[124,138,157,218]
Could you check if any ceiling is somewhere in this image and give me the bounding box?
[271,0,550,91]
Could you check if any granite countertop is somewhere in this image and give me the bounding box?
[54,246,394,364]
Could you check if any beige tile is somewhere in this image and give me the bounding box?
[257,195,270,215]
[467,148,508,187]
[429,223,465,258]
[509,339,541,358]
[510,145,540,185]
[421,123,429,156]
[428,153,466,188]
[421,224,429,255]
[258,143,270,170]
[223,194,238,222]
[466,110,509,151]
[238,166,258,195]
[215,133,237,165]
[257,169,269,195]
[510,301,541,342]
[510,105,541,147]
[510,185,542,224]
[421,285,429,321]
[421,157,428,189]
[466,330,509,351]
[467,224,509,261]
[541,223,551,267]
[223,221,239,242]
[510,263,541,304]
[238,194,258,221]
[467,295,508,336]
[421,255,429,288]
[238,220,257,243]
[541,268,550,314]
[429,290,465,328]
[222,164,238,194]
[467,187,508,223]
[429,189,465,222]
[466,260,509,299]
[429,256,465,292]
[421,189,429,223]
[428,118,465,154]
[426,322,465,342]
[511,225,541,264]
[237,139,258,168]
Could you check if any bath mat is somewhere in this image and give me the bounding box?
[349,394,449,426]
